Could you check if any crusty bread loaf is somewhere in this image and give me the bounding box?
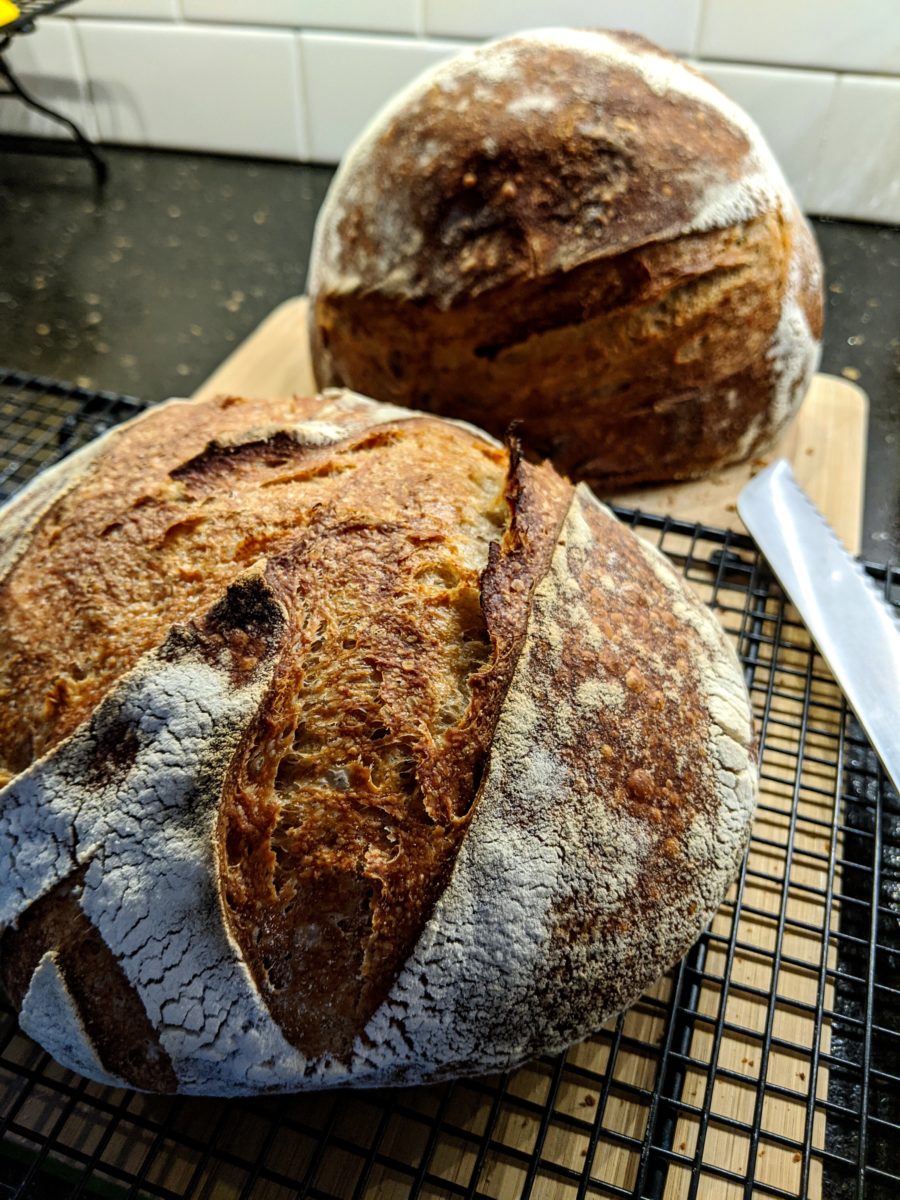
[308,28,824,489]
[0,389,757,1094]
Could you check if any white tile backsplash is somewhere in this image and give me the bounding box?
[0,18,97,140]
[300,32,466,163]
[77,21,307,159]
[423,0,701,55]
[698,62,836,208]
[699,0,900,75]
[2,6,896,223]
[182,1,419,35]
[806,76,900,224]
[66,1,179,17]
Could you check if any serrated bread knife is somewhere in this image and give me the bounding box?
[738,460,900,796]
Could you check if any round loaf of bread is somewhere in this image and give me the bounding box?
[0,389,756,1094]
[308,28,824,489]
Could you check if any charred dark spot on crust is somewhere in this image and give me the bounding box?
[169,431,308,484]
[204,572,287,646]
[81,714,140,788]
[160,570,287,687]
[0,871,177,1092]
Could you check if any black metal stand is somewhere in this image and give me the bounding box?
[0,30,107,188]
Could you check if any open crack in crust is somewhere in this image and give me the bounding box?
[358,486,757,1084]
[0,388,420,781]
[218,441,572,1064]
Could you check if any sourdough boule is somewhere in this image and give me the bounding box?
[0,389,756,1094]
[308,28,824,489]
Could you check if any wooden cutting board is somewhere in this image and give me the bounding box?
[194,295,868,552]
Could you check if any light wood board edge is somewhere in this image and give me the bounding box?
[611,377,868,555]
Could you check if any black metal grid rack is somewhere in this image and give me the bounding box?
[0,369,897,1200]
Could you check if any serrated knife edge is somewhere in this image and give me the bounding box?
[738,459,900,796]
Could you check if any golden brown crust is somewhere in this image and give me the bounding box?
[360,486,757,1082]
[0,393,316,774]
[0,395,481,777]
[0,386,572,1073]
[0,389,757,1094]
[315,212,806,485]
[311,31,775,306]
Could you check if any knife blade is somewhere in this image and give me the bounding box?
[738,459,900,796]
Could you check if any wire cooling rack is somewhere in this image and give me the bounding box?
[0,368,897,1200]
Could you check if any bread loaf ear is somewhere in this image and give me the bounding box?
[361,486,756,1083]
[308,28,823,487]
[0,391,756,1094]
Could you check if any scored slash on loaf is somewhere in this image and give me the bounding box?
[0,389,756,1094]
[308,28,823,490]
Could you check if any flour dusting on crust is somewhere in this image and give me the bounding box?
[355,488,757,1084]
[765,222,822,436]
[309,27,789,304]
[0,581,316,1093]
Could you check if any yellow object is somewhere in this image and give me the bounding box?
[0,1,20,29]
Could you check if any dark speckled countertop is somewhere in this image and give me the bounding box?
[0,143,897,561]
